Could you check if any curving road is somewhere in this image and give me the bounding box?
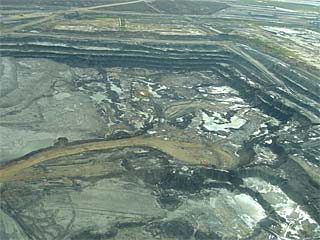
[0,135,235,182]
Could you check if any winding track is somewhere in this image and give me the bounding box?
[0,136,235,182]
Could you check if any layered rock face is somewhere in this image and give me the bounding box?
[0,0,319,239]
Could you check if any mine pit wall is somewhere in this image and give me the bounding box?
[237,46,320,122]
[0,40,314,125]
[153,166,285,226]
[1,37,319,224]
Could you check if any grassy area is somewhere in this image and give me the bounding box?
[49,16,206,36]
[246,35,300,59]
[51,18,119,31]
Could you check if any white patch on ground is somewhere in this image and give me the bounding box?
[275,7,297,13]
[209,189,266,230]
[265,139,272,144]
[29,42,69,47]
[254,145,277,164]
[243,177,320,238]
[234,194,267,229]
[147,130,157,135]
[198,86,238,95]
[202,111,246,133]
[221,96,245,103]
[309,136,320,141]
[110,82,123,95]
[252,123,269,137]
[54,92,72,100]
[264,27,300,35]
[147,85,161,98]
[90,92,110,104]
[252,129,261,136]
[54,25,97,32]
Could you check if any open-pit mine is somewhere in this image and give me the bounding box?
[0,0,319,239]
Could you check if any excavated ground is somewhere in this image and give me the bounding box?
[0,0,319,239]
